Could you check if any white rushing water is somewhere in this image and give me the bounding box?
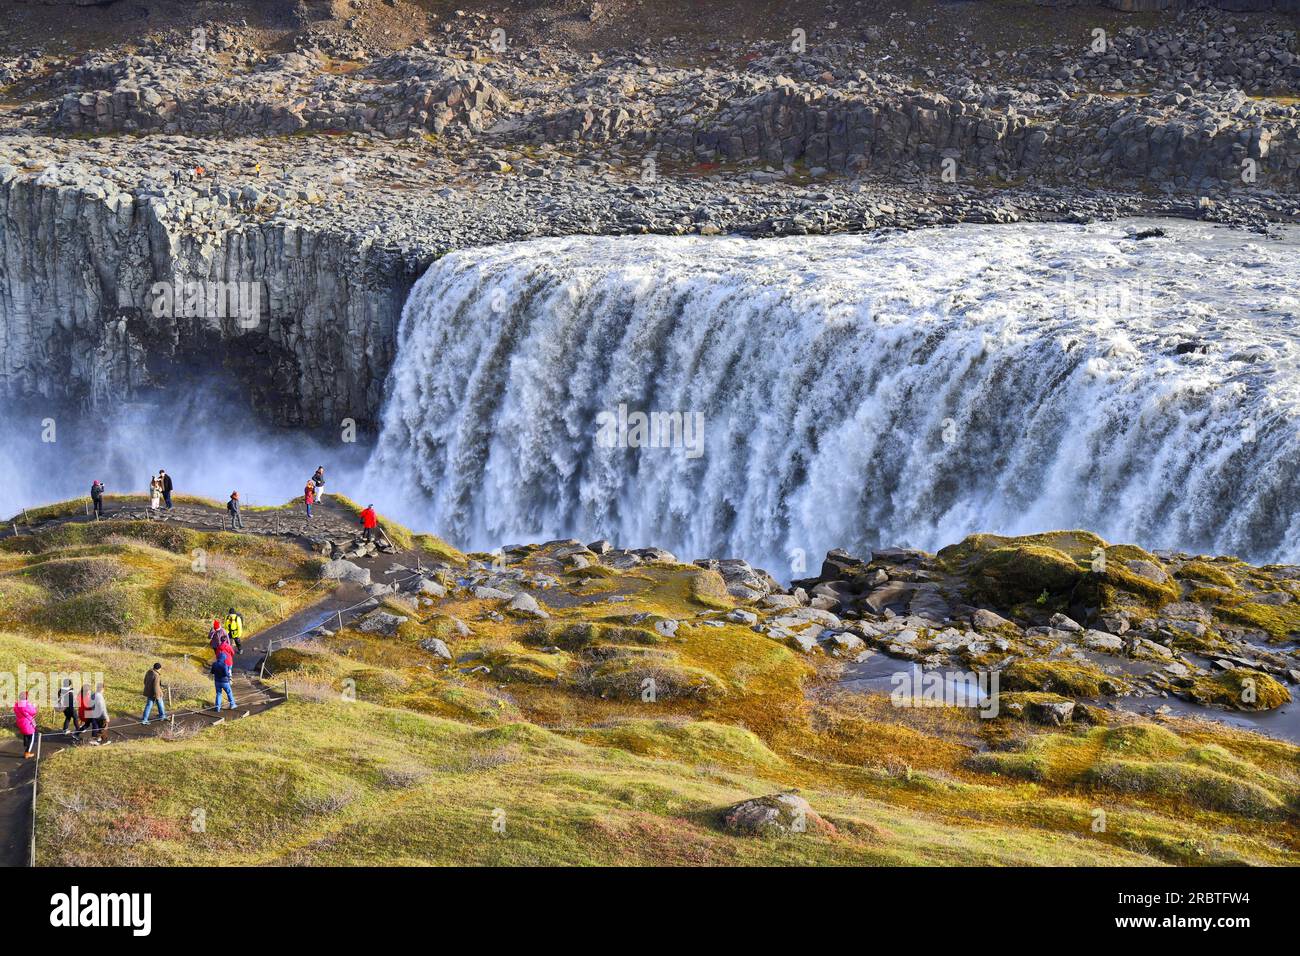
[363,219,1300,573]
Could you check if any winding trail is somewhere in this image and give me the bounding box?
[0,495,425,867]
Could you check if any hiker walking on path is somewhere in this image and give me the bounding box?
[227,491,243,530]
[58,679,80,736]
[142,663,166,725]
[303,481,315,520]
[311,466,326,504]
[209,620,228,652]
[212,656,235,713]
[360,504,378,543]
[149,474,163,513]
[215,636,235,674]
[225,608,244,655]
[87,684,110,745]
[75,684,93,741]
[159,470,174,509]
[90,480,104,519]
[13,692,37,759]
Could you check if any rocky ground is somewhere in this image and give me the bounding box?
[2,2,1299,428]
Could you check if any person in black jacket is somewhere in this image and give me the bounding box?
[159,470,174,509]
[90,480,104,519]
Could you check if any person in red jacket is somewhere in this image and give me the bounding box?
[360,504,378,543]
[304,481,316,520]
[216,639,235,673]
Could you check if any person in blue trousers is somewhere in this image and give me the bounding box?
[142,663,166,724]
[212,657,236,712]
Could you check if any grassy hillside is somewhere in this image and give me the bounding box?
[22,526,1300,866]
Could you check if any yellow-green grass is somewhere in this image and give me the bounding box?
[14,525,1300,867]
[0,521,328,663]
[36,694,1194,867]
[0,630,215,718]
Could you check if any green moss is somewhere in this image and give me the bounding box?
[1085,760,1285,817]
[1002,660,1127,698]
[39,584,158,635]
[963,750,1049,782]
[1097,724,1186,760]
[1177,560,1238,590]
[1190,670,1291,711]
[965,544,1085,606]
[526,620,662,651]
[688,568,732,608]
[573,719,785,770]
[1215,601,1300,641]
[582,656,728,702]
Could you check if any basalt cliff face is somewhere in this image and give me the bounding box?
[0,172,417,428]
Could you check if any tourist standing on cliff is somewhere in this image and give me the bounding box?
[360,504,378,543]
[311,466,326,504]
[149,474,163,512]
[227,491,243,530]
[90,479,104,519]
[304,481,316,521]
[159,469,174,509]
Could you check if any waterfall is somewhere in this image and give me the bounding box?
[363,220,1300,573]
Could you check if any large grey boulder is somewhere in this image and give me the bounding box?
[721,793,830,836]
[321,559,371,586]
[506,591,549,619]
[358,610,408,636]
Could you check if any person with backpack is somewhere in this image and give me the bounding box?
[360,504,378,543]
[142,663,165,725]
[90,480,105,519]
[159,470,174,509]
[227,491,243,530]
[208,620,228,651]
[58,678,80,736]
[212,656,235,713]
[87,683,110,745]
[303,481,315,520]
[13,692,37,759]
[225,608,244,654]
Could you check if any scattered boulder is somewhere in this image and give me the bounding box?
[506,591,550,620]
[419,637,452,659]
[720,793,831,836]
[321,559,371,586]
[357,610,408,636]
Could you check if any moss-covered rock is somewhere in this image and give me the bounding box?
[582,656,727,702]
[1189,670,1291,711]
[1002,660,1128,698]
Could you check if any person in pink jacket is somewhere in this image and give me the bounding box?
[13,691,37,759]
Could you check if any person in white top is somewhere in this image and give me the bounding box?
[87,683,110,745]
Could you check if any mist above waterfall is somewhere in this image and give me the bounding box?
[363,219,1300,574]
[0,386,369,521]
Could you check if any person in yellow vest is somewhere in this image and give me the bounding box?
[225,607,244,655]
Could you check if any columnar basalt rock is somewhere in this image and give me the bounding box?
[0,171,417,428]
